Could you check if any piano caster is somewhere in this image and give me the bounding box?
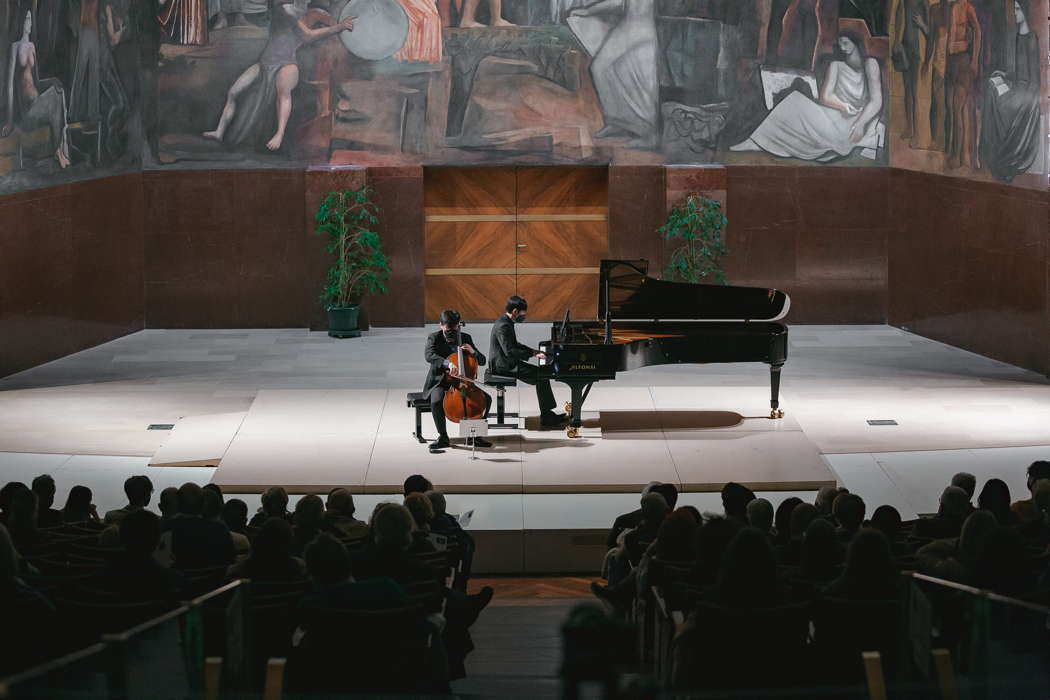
[567,426,580,438]
[564,402,572,414]
[770,409,784,419]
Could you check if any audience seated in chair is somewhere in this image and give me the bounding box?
[950,472,978,515]
[427,490,475,580]
[917,509,997,584]
[31,474,63,528]
[202,486,250,558]
[606,492,669,585]
[0,523,56,676]
[792,517,843,591]
[221,498,251,541]
[301,533,407,610]
[323,487,367,540]
[249,485,294,527]
[1011,460,1050,524]
[61,485,101,525]
[747,498,775,540]
[158,487,180,522]
[867,504,905,551]
[814,485,846,520]
[721,482,755,524]
[93,510,186,602]
[773,497,803,548]
[914,486,969,539]
[974,526,1036,596]
[292,494,334,557]
[978,478,1021,527]
[404,474,434,497]
[229,517,306,581]
[405,492,446,552]
[103,475,154,525]
[833,492,866,542]
[6,487,50,555]
[826,528,899,600]
[161,483,235,570]
[774,502,818,566]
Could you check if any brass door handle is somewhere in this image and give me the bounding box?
[516,244,528,248]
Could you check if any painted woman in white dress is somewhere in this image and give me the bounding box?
[731,33,883,162]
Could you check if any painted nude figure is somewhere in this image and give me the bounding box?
[3,11,71,168]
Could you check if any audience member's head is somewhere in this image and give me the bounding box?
[159,487,180,520]
[1034,480,1050,520]
[123,475,154,508]
[800,517,841,580]
[654,509,700,561]
[869,505,902,541]
[373,503,415,550]
[716,527,777,607]
[1026,461,1050,495]
[120,510,162,557]
[651,483,679,510]
[203,483,223,497]
[696,516,742,580]
[202,489,223,520]
[1,482,28,519]
[325,488,356,518]
[746,498,774,533]
[293,494,325,531]
[260,486,289,518]
[938,486,970,518]
[814,486,840,515]
[640,492,669,526]
[774,497,803,541]
[950,472,976,500]
[63,485,95,522]
[222,499,248,533]
[30,475,56,511]
[8,488,38,532]
[177,483,204,517]
[425,490,447,517]
[789,502,819,540]
[304,533,352,586]
[640,481,661,500]
[251,517,295,563]
[977,479,1013,524]
[958,509,997,569]
[721,482,755,522]
[833,493,866,534]
[677,505,702,524]
[404,492,434,531]
[974,526,1030,596]
[838,529,896,598]
[404,474,433,496]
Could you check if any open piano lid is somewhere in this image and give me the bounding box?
[598,260,790,322]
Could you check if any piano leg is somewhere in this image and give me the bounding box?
[769,363,785,419]
[565,381,593,438]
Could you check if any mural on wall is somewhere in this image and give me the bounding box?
[0,0,1044,193]
[888,0,1047,187]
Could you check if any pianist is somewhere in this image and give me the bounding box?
[489,296,568,429]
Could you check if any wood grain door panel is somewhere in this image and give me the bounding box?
[425,274,516,321]
[424,167,516,215]
[425,221,516,268]
[516,166,608,215]
[516,274,600,321]
[516,220,608,269]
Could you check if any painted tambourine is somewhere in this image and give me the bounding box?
[338,0,408,61]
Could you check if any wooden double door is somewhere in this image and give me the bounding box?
[423,167,609,321]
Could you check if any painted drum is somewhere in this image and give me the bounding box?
[338,0,409,61]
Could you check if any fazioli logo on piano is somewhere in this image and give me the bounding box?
[569,363,598,371]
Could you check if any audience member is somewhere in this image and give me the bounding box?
[104,475,154,525]
[826,529,898,600]
[222,498,250,536]
[950,472,977,514]
[354,504,440,584]
[405,492,445,552]
[301,533,406,609]
[203,488,250,558]
[427,490,475,580]
[1011,461,1050,523]
[746,498,774,538]
[651,483,679,511]
[6,488,48,554]
[977,478,1021,526]
[606,482,661,548]
[0,482,26,525]
[814,486,844,518]
[773,497,803,546]
[973,526,1032,596]
[797,518,843,586]
[229,517,307,581]
[1017,481,1050,548]
[914,486,969,539]
[608,493,669,584]
[775,502,818,565]
[868,504,902,542]
[292,494,329,557]
[31,475,63,527]
[62,485,100,524]
[715,528,780,608]
[404,474,434,496]
[324,488,367,540]
[249,486,293,527]
[163,483,235,569]
[917,509,997,584]
[691,516,742,585]
[721,482,756,523]
[94,510,186,601]
[158,487,180,521]
[833,493,866,542]
[0,523,56,675]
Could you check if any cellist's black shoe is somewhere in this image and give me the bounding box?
[428,435,451,452]
[470,436,493,448]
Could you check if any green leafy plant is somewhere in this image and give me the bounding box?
[659,193,730,285]
[315,186,391,309]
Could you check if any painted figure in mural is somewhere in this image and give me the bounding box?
[210,0,270,29]
[2,11,71,168]
[926,0,949,150]
[943,0,980,168]
[395,0,443,62]
[731,33,883,161]
[891,0,930,144]
[158,0,209,45]
[777,0,819,69]
[202,1,354,151]
[978,0,1041,182]
[570,0,659,149]
[840,0,887,36]
[458,0,514,27]
[68,0,128,159]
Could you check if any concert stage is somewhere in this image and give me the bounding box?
[2,324,1049,571]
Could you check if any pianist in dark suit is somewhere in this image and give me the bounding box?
[489,296,567,429]
[424,309,492,452]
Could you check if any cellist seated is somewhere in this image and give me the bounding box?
[423,309,493,452]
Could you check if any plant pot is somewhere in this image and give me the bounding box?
[327,305,362,338]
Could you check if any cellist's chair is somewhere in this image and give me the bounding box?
[406,392,430,444]
[483,372,519,429]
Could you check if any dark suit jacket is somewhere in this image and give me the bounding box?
[488,314,534,375]
[423,330,486,394]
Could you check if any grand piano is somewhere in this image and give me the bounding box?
[538,259,790,437]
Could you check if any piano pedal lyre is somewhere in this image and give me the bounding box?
[770,409,785,419]
[567,426,580,438]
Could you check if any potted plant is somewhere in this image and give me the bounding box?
[315,185,391,338]
[659,193,730,285]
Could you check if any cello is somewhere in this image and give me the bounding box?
[440,327,489,425]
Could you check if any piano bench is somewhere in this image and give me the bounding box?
[483,374,519,429]
[406,392,430,443]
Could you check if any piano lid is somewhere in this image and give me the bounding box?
[598,260,790,322]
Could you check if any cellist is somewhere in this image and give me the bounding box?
[423,309,493,452]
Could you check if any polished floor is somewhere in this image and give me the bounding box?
[1,325,1048,525]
